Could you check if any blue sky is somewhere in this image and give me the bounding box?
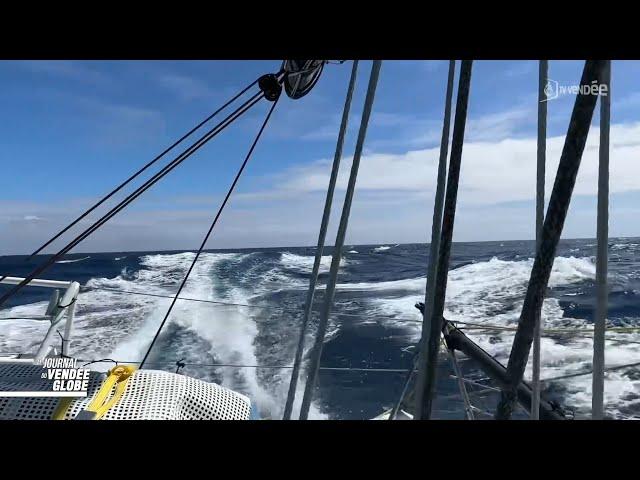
[1,60,639,254]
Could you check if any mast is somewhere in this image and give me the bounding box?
[414,60,473,419]
[495,60,607,420]
[531,59,548,420]
[298,61,382,420]
[282,60,359,420]
[389,60,455,421]
[592,60,611,419]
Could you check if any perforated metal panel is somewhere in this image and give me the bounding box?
[0,363,251,420]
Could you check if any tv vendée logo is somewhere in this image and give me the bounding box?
[542,78,609,102]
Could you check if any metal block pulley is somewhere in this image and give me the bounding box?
[282,60,325,99]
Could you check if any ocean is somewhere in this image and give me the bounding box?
[1,238,639,420]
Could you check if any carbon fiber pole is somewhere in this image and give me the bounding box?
[282,60,359,420]
[298,61,382,420]
[495,60,606,420]
[592,60,611,419]
[410,59,456,420]
[531,59,548,420]
[415,60,473,420]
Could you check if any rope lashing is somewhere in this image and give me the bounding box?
[52,365,136,420]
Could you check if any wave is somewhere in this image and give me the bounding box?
[336,256,595,292]
[372,244,399,252]
[55,256,91,264]
[612,243,639,251]
[1,248,635,419]
[357,255,640,418]
[111,252,326,419]
[1,251,327,419]
[280,252,348,274]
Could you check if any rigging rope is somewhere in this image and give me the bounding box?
[409,59,456,421]
[0,316,50,321]
[298,61,382,420]
[139,88,281,368]
[69,358,413,372]
[450,319,640,333]
[415,60,473,420]
[25,78,260,262]
[447,346,475,419]
[450,375,500,391]
[541,359,640,383]
[532,59,548,420]
[283,60,359,420]
[592,60,611,419]
[28,285,640,343]
[495,60,607,420]
[1,351,637,382]
[0,85,268,310]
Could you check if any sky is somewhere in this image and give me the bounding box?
[1,59,639,255]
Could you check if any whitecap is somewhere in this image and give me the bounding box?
[55,256,91,264]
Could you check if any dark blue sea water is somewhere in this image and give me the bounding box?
[1,238,639,419]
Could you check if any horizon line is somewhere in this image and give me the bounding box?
[1,234,638,258]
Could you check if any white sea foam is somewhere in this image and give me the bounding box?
[612,243,639,251]
[55,256,91,264]
[373,245,398,252]
[0,250,327,420]
[280,252,348,274]
[0,301,51,354]
[107,252,325,418]
[1,250,636,419]
[356,254,639,418]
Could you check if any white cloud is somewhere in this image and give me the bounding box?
[465,108,533,141]
[2,120,640,255]
[267,121,640,207]
[358,106,535,151]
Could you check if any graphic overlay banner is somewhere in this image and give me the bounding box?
[0,357,90,397]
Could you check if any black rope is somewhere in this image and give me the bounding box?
[82,358,119,367]
[56,331,72,358]
[76,358,411,372]
[0,85,268,309]
[175,358,186,374]
[416,60,473,419]
[139,87,282,368]
[24,78,259,262]
[0,316,49,321]
[56,297,77,309]
[495,60,606,420]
